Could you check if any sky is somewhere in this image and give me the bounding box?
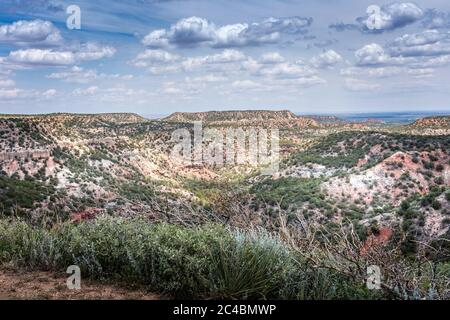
[1,0,450,115]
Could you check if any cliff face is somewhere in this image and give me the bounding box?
[164,110,320,128]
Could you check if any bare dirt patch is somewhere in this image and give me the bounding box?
[0,267,162,300]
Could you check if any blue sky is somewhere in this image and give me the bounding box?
[0,0,450,115]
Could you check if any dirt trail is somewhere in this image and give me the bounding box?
[0,267,162,300]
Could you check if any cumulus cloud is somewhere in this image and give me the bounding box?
[355,43,412,66]
[255,62,315,79]
[0,20,62,46]
[7,49,76,66]
[341,66,434,79]
[142,16,312,48]
[75,43,116,61]
[347,38,447,82]
[341,66,402,78]
[3,43,116,67]
[330,2,424,33]
[130,49,246,74]
[188,49,246,65]
[241,54,317,80]
[133,49,180,65]
[310,50,343,68]
[129,48,324,91]
[388,30,450,57]
[72,86,100,96]
[47,66,133,84]
[0,86,56,101]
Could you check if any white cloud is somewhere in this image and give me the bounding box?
[75,43,116,61]
[182,49,247,71]
[341,65,434,79]
[310,50,343,68]
[204,49,247,63]
[259,52,285,64]
[341,66,403,78]
[355,43,412,66]
[331,2,424,33]
[42,88,57,98]
[47,66,133,84]
[252,61,316,79]
[0,79,15,87]
[7,49,76,66]
[368,2,422,30]
[388,30,450,57]
[186,74,227,83]
[3,43,116,67]
[0,87,55,101]
[0,20,62,46]
[133,49,180,66]
[142,16,312,49]
[72,86,99,96]
[417,54,450,67]
[131,49,246,74]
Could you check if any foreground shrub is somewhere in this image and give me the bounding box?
[0,216,447,299]
[0,217,230,297]
[208,230,293,299]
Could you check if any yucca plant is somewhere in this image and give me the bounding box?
[208,229,293,299]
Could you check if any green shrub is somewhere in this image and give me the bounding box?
[432,200,442,210]
[0,176,55,214]
[0,217,230,297]
[208,230,292,299]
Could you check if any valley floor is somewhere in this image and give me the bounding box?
[0,267,162,300]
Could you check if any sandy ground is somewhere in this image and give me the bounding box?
[0,267,162,300]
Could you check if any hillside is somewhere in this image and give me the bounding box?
[411,116,450,129]
[0,113,146,124]
[0,111,449,300]
[164,110,320,128]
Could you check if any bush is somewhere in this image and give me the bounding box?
[208,230,292,299]
[0,216,446,300]
[0,176,55,214]
[432,200,442,210]
[0,217,230,297]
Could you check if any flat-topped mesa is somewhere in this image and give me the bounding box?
[0,113,147,124]
[163,110,320,128]
[410,116,450,128]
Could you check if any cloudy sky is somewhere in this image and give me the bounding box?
[1,0,450,115]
